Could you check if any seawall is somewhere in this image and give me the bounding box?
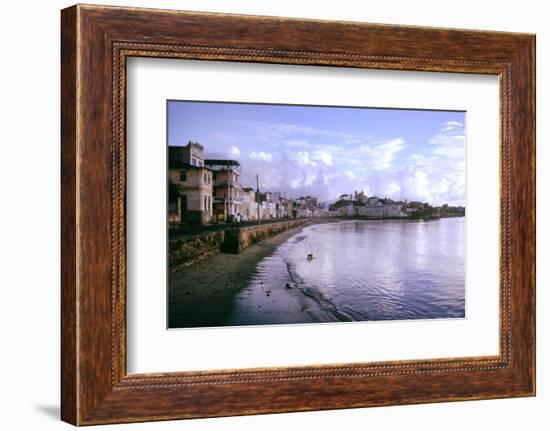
[221,219,307,254]
[169,219,308,271]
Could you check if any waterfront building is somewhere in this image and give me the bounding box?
[354,190,368,203]
[366,196,380,205]
[241,187,258,221]
[294,195,320,218]
[281,198,294,219]
[357,204,405,218]
[269,192,287,218]
[168,143,213,225]
[257,192,275,219]
[205,158,242,222]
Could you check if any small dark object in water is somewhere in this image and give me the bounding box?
[285,283,292,289]
[307,253,314,260]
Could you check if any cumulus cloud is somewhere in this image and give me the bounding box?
[313,150,333,166]
[248,151,273,162]
[355,138,406,170]
[229,146,240,158]
[205,118,465,206]
[380,121,465,204]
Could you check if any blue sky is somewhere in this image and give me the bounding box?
[168,101,466,205]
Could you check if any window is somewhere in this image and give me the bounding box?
[179,170,187,181]
[204,196,207,211]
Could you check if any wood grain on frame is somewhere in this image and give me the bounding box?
[61,4,535,425]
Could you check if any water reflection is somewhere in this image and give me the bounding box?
[228,218,465,324]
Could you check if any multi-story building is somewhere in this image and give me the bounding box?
[366,196,380,205]
[356,204,405,218]
[168,143,213,225]
[205,159,242,222]
[241,187,258,221]
[354,190,368,203]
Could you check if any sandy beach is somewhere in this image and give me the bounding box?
[169,222,328,328]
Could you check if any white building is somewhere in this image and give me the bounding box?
[357,204,405,218]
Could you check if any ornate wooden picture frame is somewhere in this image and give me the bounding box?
[61,4,535,425]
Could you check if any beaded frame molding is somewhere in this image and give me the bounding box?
[61,4,535,425]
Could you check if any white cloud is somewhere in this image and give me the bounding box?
[239,120,355,143]
[385,181,402,197]
[268,123,353,140]
[433,120,465,143]
[344,170,356,179]
[355,138,406,170]
[248,151,273,162]
[229,146,240,158]
[215,120,464,206]
[312,150,333,166]
[442,120,463,128]
[291,151,317,167]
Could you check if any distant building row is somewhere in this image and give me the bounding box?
[168,142,327,225]
[329,192,465,219]
[168,142,464,226]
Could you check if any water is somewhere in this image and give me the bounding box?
[227,218,465,324]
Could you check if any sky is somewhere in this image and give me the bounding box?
[168,101,466,206]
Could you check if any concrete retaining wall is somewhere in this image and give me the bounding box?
[169,219,307,271]
[221,220,306,254]
[169,230,226,271]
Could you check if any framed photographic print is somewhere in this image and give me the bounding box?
[61,4,536,425]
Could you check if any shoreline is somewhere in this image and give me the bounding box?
[168,217,464,329]
[168,221,316,328]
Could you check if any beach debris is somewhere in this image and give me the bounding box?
[307,253,314,260]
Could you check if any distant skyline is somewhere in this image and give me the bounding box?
[168,101,466,206]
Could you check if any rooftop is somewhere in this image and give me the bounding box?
[204,159,241,166]
[168,159,208,170]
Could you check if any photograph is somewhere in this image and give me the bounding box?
[50,2,537,426]
[167,101,466,329]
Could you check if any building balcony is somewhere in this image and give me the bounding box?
[213,180,242,189]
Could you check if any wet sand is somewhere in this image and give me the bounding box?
[168,222,320,328]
